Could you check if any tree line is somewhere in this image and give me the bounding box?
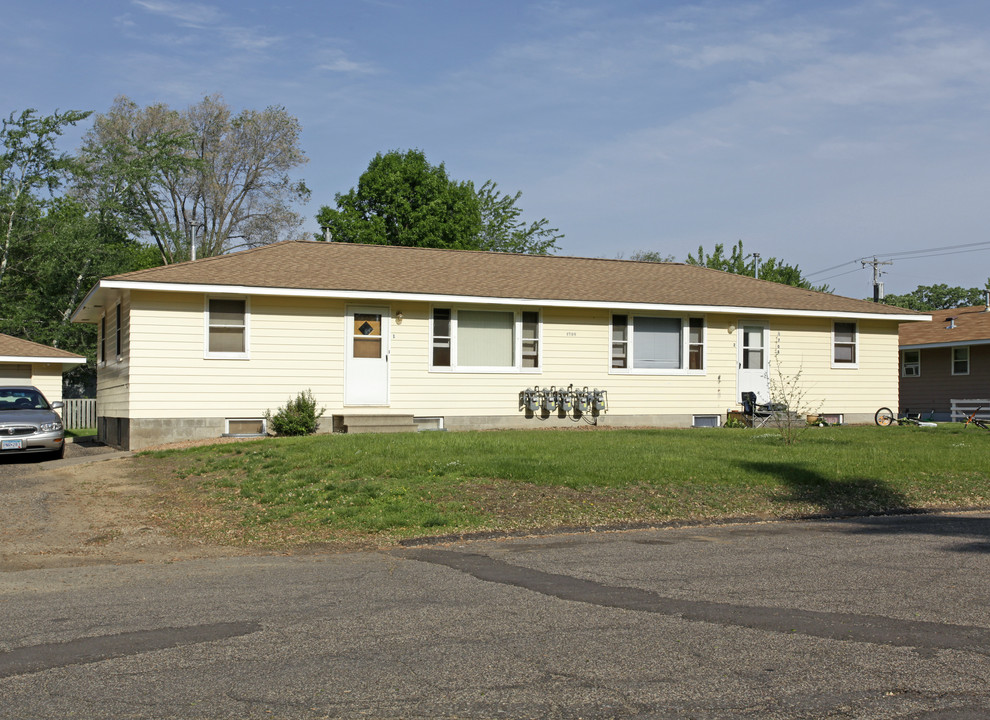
[5,98,983,394]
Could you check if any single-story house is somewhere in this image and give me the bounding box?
[0,333,86,403]
[71,241,925,449]
[899,299,990,419]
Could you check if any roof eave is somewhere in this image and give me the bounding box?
[1,355,87,365]
[900,338,990,350]
[71,281,110,324]
[84,279,928,323]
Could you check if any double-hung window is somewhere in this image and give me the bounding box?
[610,314,705,373]
[431,307,540,372]
[832,321,857,367]
[952,346,970,375]
[206,298,249,359]
[901,350,920,377]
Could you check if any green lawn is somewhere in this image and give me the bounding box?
[140,424,990,547]
[65,427,97,438]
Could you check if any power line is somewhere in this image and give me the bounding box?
[806,239,990,279]
[805,259,859,279]
[869,239,990,261]
[811,267,863,283]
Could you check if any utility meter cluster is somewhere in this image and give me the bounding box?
[519,384,608,416]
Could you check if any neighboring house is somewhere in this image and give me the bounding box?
[899,300,990,419]
[0,333,87,403]
[71,241,924,450]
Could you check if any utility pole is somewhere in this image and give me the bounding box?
[861,256,892,302]
[752,252,761,279]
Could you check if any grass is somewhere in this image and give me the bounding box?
[138,424,990,548]
[65,427,97,438]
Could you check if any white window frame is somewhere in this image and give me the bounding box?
[609,313,706,375]
[951,346,970,376]
[204,296,250,360]
[831,321,858,369]
[429,305,541,374]
[901,349,921,377]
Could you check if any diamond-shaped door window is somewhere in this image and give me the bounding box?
[358,321,374,336]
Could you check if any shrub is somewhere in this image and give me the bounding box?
[265,390,325,437]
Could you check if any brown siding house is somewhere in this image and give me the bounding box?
[899,303,990,418]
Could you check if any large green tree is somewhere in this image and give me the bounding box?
[78,94,310,264]
[686,240,830,292]
[1,108,90,290]
[317,149,561,254]
[318,149,480,249]
[883,283,989,311]
[1,198,159,388]
[1,108,162,394]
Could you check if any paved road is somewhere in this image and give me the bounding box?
[1,512,987,719]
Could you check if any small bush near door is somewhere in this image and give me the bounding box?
[265,390,326,436]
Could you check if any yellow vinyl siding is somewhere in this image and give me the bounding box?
[29,365,64,404]
[115,291,901,422]
[0,363,31,385]
[126,291,344,417]
[389,308,738,417]
[767,318,899,414]
[0,363,67,403]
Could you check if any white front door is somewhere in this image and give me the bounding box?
[737,322,770,404]
[344,306,390,406]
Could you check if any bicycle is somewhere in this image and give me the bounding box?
[874,407,937,427]
[963,406,990,432]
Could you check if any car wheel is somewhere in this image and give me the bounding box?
[50,443,65,461]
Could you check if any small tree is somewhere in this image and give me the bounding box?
[265,390,325,437]
[766,335,822,445]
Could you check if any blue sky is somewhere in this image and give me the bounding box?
[4,0,990,299]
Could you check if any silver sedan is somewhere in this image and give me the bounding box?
[0,386,66,460]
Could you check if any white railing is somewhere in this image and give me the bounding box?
[950,399,990,422]
[62,398,97,429]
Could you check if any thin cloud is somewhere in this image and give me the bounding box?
[315,49,379,75]
[221,26,283,52]
[131,0,222,28]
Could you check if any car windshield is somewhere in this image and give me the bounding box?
[0,388,50,411]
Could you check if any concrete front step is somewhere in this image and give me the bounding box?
[332,414,418,434]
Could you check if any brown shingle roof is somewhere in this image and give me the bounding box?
[0,333,85,361]
[97,241,919,317]
[899,305,990,346]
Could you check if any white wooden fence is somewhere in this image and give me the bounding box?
[950,399,990,422]
[62,398,97,429]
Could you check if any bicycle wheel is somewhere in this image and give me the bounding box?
[875,407,894,426]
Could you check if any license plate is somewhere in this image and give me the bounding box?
[1,439,24,451]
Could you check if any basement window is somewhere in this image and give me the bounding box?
[692,415,720,428]
[224,418,267,437]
